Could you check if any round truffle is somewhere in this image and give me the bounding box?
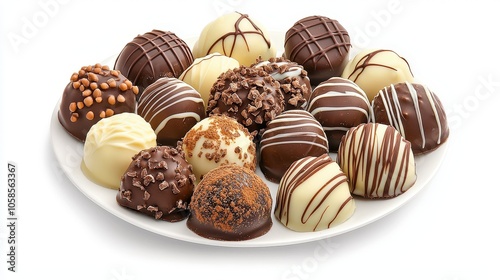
[372,82,449,155]
[252,57,312,111]
[341,49,414,101]
[117,145,196,222]
[187,164,273,241]
[138,77,206,146]
[114,29,194,99]
[275,154,355,232]
[336,123,417,199]
[82,113,157,189]
[206,65,284,138]
[307,77,371,152]
[181,115,256,182]
[179,53,240,109]
[192,12,276,67]
[259,110,329,183]
[284,15,351,86]
[58,63,138,142]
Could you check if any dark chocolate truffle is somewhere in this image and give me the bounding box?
[206,65,284,138]
[114,30,194,100]
[307,77,371,152]
[58,63,138,142]
[284,15,351,86]
[252,57,312,111]
[116,145,196,222]
[187,164,273,241]
[259,110,329,183]
[372,82,449,155]
[138,77,206,146]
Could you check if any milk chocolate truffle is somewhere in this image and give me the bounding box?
[114,30,194,99]
[284,15,351,86]
[307,77,371,152]
[82,113,157,189]
[206,65,284,138]
[372,82,449,155]
[58,63,138,142]
[192,12,276,67]
[117,145,196,222]
[275,154,355,232]
[187,164,272,241]
[179,53,240,108]
[137,77,205,146]
[252,57,312,111]
[181,115,256,182]
[337,123,417,199]
[260,110,329,183]
[341,49,414,101]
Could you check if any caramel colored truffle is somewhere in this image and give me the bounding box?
[276,154,355,232]
[58,63,138,142]
[192,12,276,66]
[138,77,205,146]
[336,123,417,199]
[187,164,273,241]
[117,145,196,222]
[341,49,414,101]
[182,115,256,182]
[372,82,449,155]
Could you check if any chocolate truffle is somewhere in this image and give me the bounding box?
[259,110,329,183]
[58,63,138,142]
[117,145,196,222]
[341,49,414,101]
[206,65,284,138]
[252,57,312,111]
[284,15,351,86]
[275,154,355,232]
[82,113,157,190]
[372,82,449,155]
[336,123,417,199]
[307,77,371,152]
[187,164,272,241]
[192,12,276,67]
[179,53,240,108]
[137,77,206,146]
[114,30,194,99]
[181,115,256,182]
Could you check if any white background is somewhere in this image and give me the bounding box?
[1,0,499,279]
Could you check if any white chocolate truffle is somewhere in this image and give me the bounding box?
[179,53,239,108]
[82,113,157,189]
[336,123,417,198]
[341,49,414,101]
[181,115,256,181]
[275,154,355,232]
[192,12,276,66]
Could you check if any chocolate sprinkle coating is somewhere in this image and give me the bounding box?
[116,145,196,222]
[206,65,284,139]
[58,63,138,142]
[114,30,194,100]
[284,15,351,86]
[187,164,272,241]
[252,57,312,111]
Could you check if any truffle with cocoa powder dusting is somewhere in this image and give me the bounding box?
[186,164,272,241]
[206,65,284,139]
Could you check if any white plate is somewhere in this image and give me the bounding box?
[50,31,448,247]
[50,101,447,247]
